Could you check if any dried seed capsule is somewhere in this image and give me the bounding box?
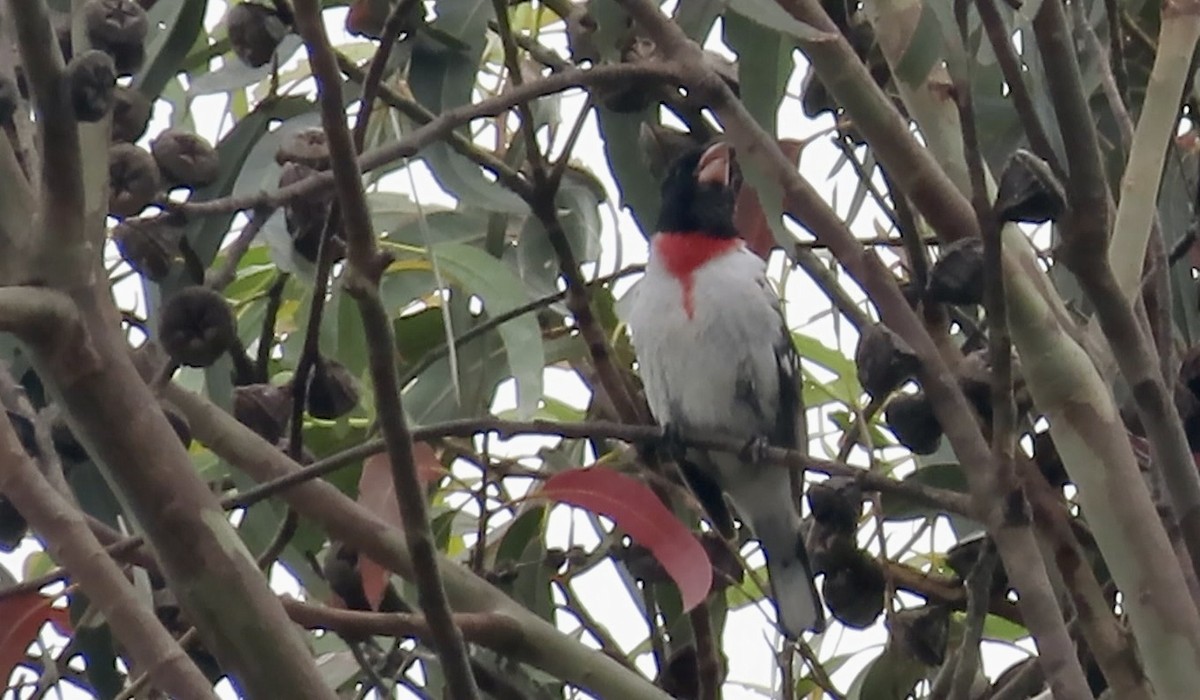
[68,50,117,122]
[233,383,290,443]
[159,287,237,368]
[995,149,1066,224]
[227,2,289,68]
[306,356,360,419]
[275,127,330,169]
[112,217,181,281]
[83,0,148,75]
[806,477,862,534]
[279,161,340,262]
[855,323,920,398]
[927,237,984,306]
[822,549,885,629]
[84,0,148,48]
[111,85,152,142]
[151,129,219,189]
[108,143,161,218]
[885,392,943,455]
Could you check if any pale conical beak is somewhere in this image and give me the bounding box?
[696,142,732,187]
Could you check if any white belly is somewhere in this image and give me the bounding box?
[623,248,783,442]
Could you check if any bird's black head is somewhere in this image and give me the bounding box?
[655,142,739,238]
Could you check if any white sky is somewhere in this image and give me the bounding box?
[1,3,1038,699]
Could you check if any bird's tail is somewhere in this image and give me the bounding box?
[731,470,826,638]
[757,514,825,637]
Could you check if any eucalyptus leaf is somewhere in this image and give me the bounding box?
[135,0,209,99]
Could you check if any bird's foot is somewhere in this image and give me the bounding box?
[739,435,771,465]
[657,423,688,463]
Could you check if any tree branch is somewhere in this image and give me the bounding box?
[291,3,480,696]
[177,63,681,219]
[164,382,674,700]
[0,405,216,699]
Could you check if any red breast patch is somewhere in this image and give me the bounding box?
[654,232,739,319]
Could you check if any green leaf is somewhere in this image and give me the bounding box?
[187,35,306,96]
[879,463,970,520]
[512,170,604,297]
[674,0,724,40]
[846,645,926,700]
[596,106,660,237]
[432,242,546,418]
[982,613,1029,642]
[725,0,827,42]
[135,0,209,99]
[408,0,527,213]
[891,1,946,86]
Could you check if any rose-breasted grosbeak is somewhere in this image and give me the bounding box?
[623,142,825,636]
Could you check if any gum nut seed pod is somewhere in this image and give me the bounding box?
[151,129,220,188]
[112,217,181,281]
[68,50,117,122]
[927,237,984,306]
[855,323,920,398]
[233,384,290,443]
[108,143,161,218]
[995,149,1066,224]
[885,392,943,455]
[306,357,360,419]
[822,549,885,629]
[84,0,149,47]
[227,3,288,68]
[275,127,330,169]
[111,85,152,142]
[806,477,862,534]
[159,287,237,368]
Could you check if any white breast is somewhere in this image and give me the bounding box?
[623,244,784,441]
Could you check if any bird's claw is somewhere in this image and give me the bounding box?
[740,435,771,465]
[659,423,688,462]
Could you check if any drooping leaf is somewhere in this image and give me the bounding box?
[429,242,546,418]
[596,105,661,237]
[187,35,306,96]
[541,468,713,612]
[357,445,446,608]
[0,592,72,684]
[408,0,527,213]
[512,169,605,296]
[846,644,926,700]
[135,0,209,100]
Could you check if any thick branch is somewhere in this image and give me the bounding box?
[0,403,216,699]
[165,383,673,700]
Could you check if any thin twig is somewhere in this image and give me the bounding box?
[176,63,682,218]
[206,206,276,290]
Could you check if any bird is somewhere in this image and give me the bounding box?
[622,141,825,637]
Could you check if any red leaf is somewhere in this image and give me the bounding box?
[541,468,713,612]
[734,139,805,260]
[0,592,72,683]
[356,443,445,609]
